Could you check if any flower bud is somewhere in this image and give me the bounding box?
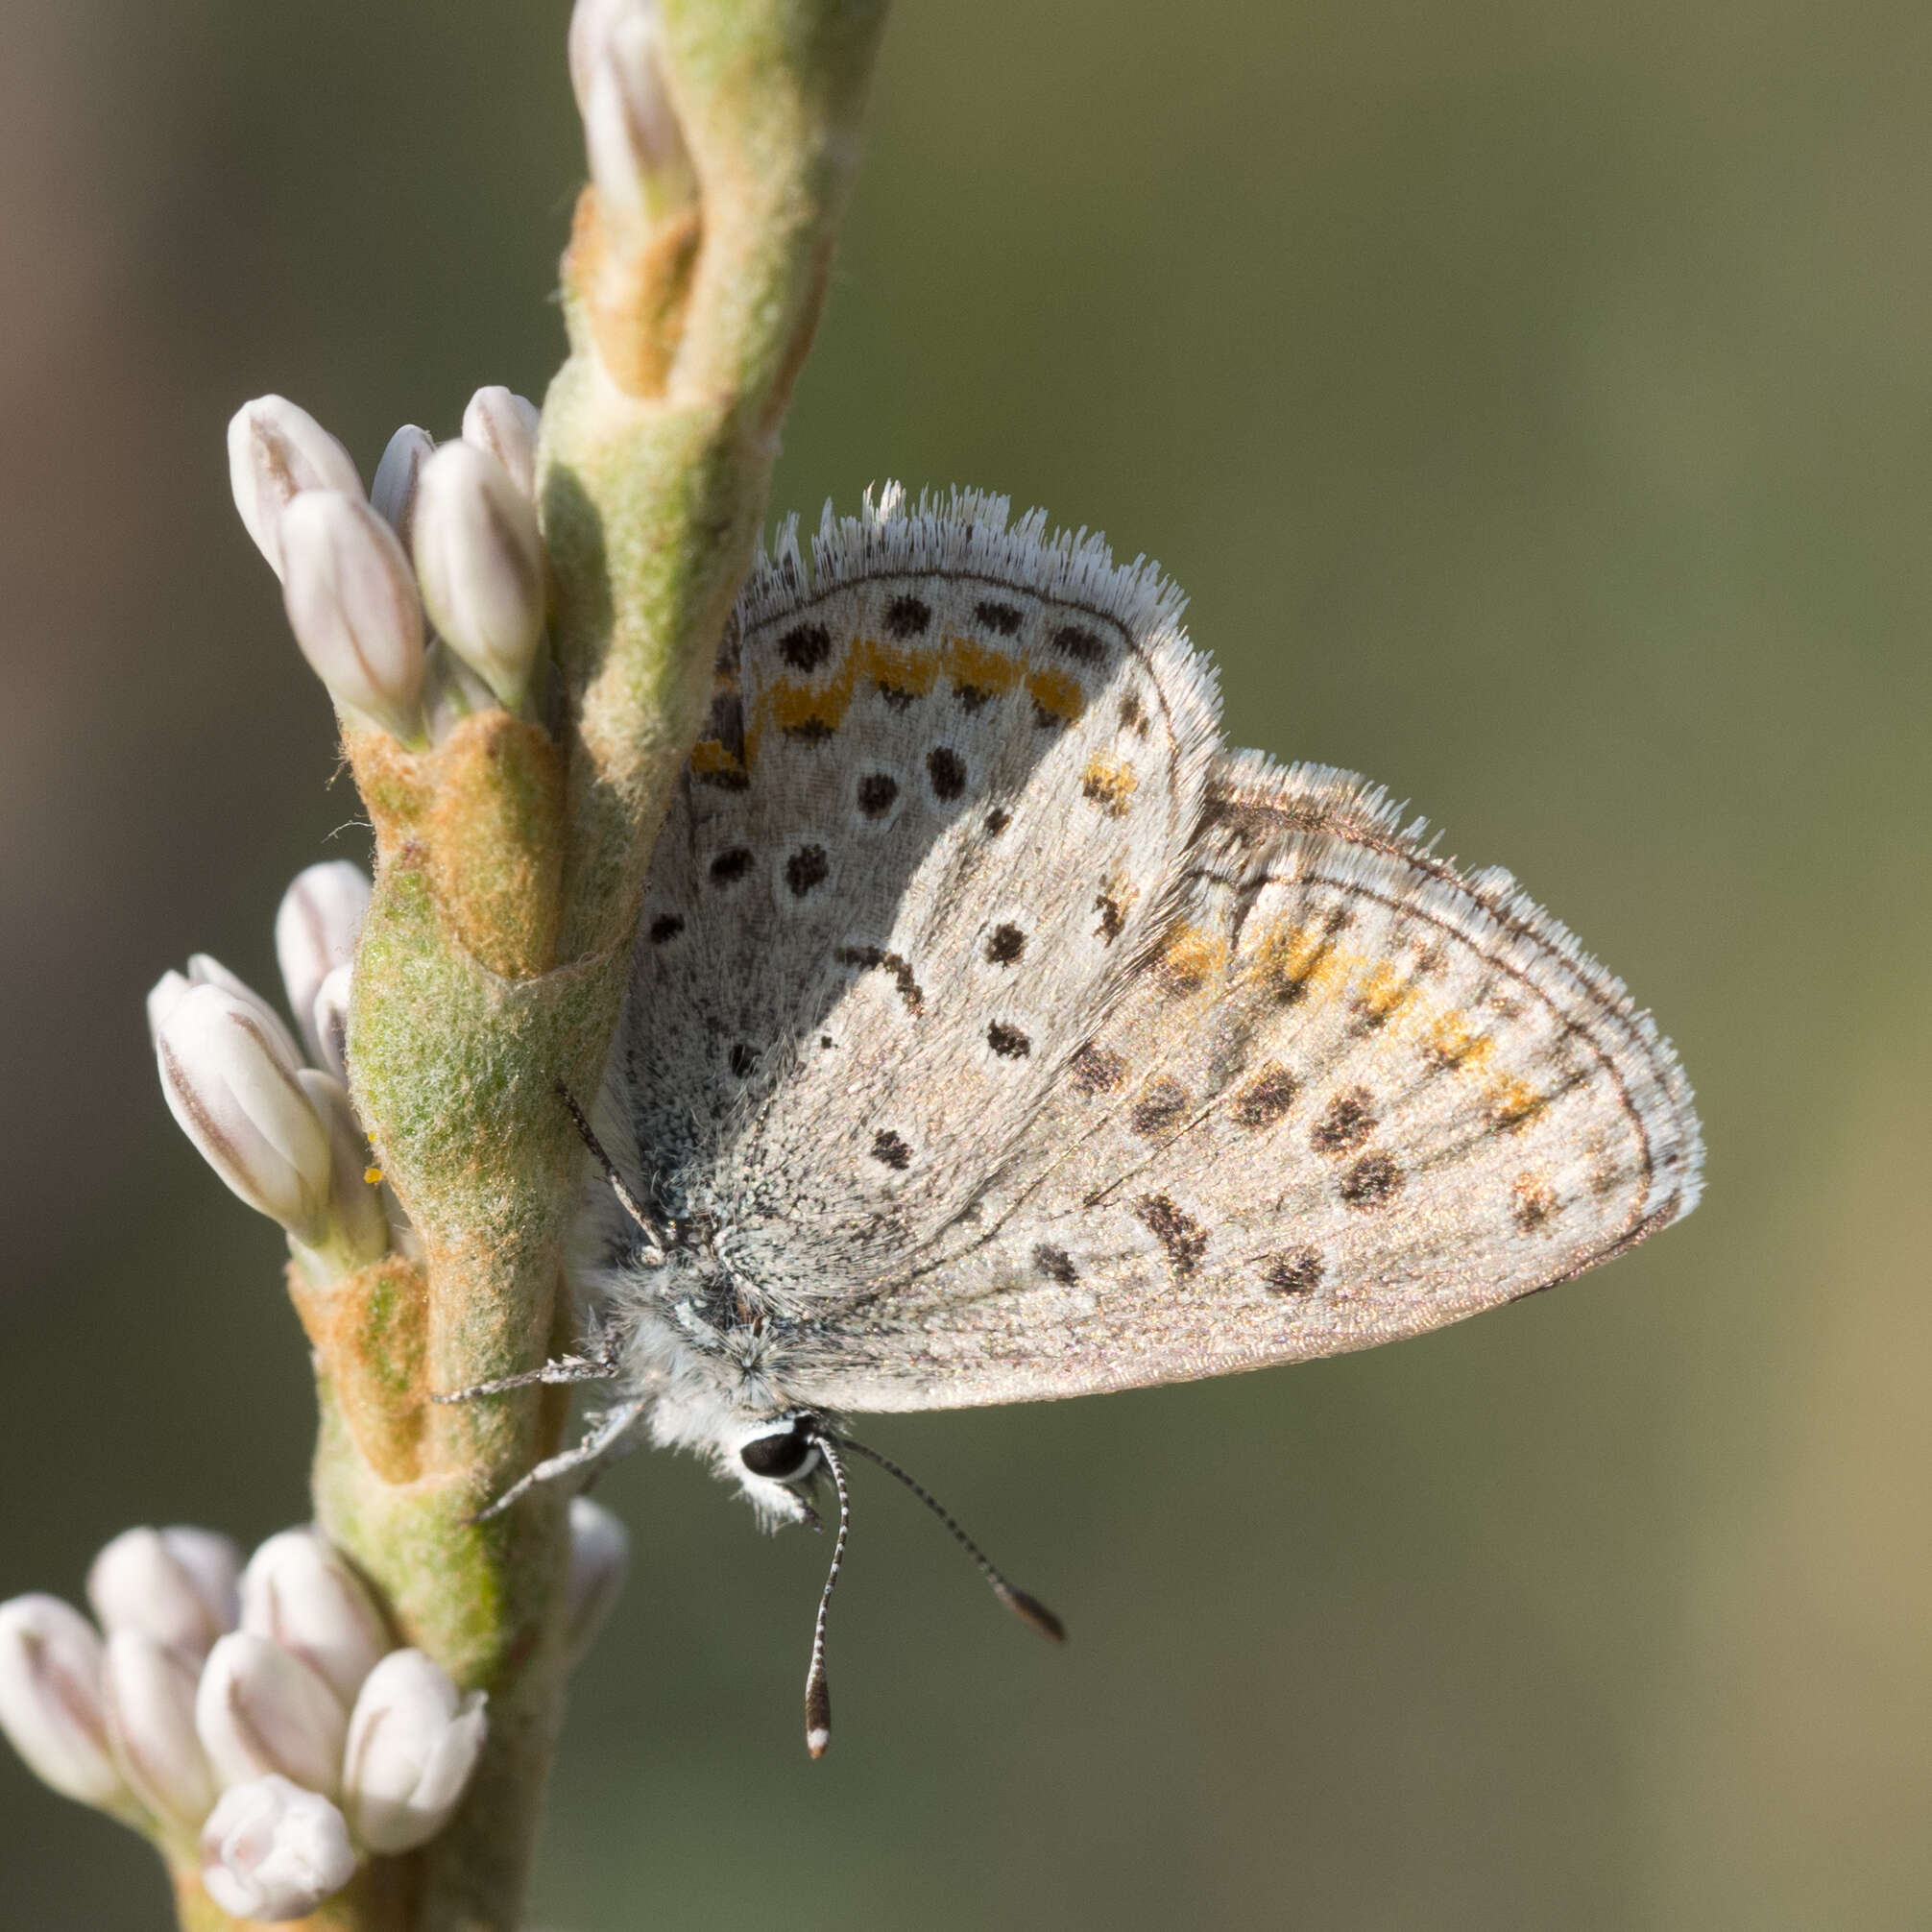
[370,423,435,558]
[201,1775,358,1923]
[195,1632,348,1798]
[275,862,370,1067]
[229,397,363,580]
[147,969,193,1042]
[240,1531,388,1710]
[311,962,353,1085]
[411,442,546,709]
[101,1630,217,1833]
[86,1526,242,1661]
[563,1498,629,1666]
[341,1650,488,1854]
[152,956,299,1071]
[0,1595,128,1811]
[461,387,541,500]
[280,490,428,739]
[157,985,335,1243]
[295,1072,389,1269]
[568,0,694,231]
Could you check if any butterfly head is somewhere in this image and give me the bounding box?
[730,1412,826,1525]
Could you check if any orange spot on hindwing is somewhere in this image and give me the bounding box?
[1153,924,1226,997]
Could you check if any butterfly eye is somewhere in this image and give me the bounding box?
[739,1425,819,1483]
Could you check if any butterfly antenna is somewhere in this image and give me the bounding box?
[834,1433,1066,1644]
[554,1083,666,1258]
[802,1433,850,1759]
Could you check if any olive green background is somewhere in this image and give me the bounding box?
[2,3,1927,1927]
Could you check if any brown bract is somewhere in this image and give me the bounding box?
[286,1255,430,1488]
[568,190,701,400]
[350,716,565,984]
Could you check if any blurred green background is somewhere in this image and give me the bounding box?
[2,2,1927,1926]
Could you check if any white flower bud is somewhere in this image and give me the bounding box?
[563,1498,629,1666]
[180,954,306,1073]
[157,984,334,1242]
[240,1531,389,1711]
[101,1630,217,1832]
[311,962,353,1085]
[195,1632,348,1798]
[568,0,695,231]
[341,1650,488,1854]
[461,387,541,501]
[201,1775,358,1923]
[297,1071,390,1270]
[412,442,547,709]
[0,1595,128,1811]
[147,969,193,1042]
[370,423,435,559]
[275,862,370,1067]
[86,1526,242,1661]
[228,397,363,580]
[280,490,428,739]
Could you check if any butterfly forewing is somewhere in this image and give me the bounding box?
[620,490,1221,1303]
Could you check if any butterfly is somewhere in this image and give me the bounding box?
[449,485,1703,1754]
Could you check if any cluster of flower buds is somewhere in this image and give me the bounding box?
[0,1505,625,1918]
[150,862,389,1280]
[229,381,549,744]
[568,0,695,235]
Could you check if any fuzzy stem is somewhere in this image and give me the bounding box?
[241,7,889,1931]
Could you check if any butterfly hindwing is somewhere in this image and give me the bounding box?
[785,759,1703,1409]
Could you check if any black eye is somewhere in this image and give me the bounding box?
[739,1426,816,1482]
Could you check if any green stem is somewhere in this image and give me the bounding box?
[241,8,890,1931]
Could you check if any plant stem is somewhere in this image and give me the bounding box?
[227,7,889,1930]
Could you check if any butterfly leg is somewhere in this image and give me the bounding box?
[432,1312,622,1403]
[468,1396,649,1523]
[431,1350,619,1404]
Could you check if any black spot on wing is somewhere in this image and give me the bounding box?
[1312,1088,1375,1155]
[927,746,967,800]
[1129,1077,1191,1136]
[1136,1194,1207,1276]
[857,772,899,818]
[985,924,1026,965]
[1070,1043,1127,1094]
[784,845,830,897]
[1032,1244,1078,1284]
[884,594,931,639]
[987,1020,1031,1059]
[835,946,925,1016]
[1260,1247,1323,1294]
[1231,1063,1297,1129]
[1340,1152,1402,1210]
[1051,623,1106,665]
[779,623,833,671]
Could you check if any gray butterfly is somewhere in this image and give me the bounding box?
[452,486,1703,1753]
